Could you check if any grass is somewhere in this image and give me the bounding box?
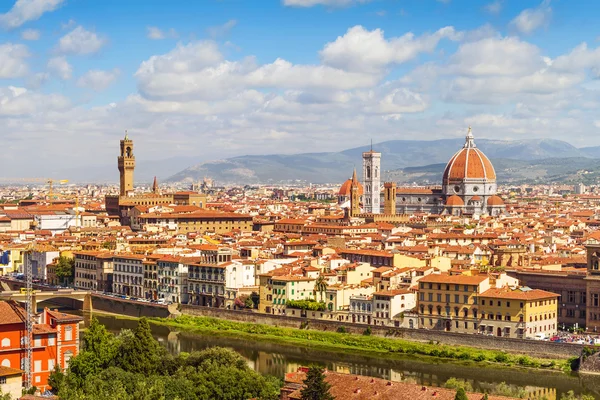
[147,314,573,373]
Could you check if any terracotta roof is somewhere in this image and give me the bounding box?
[446,195,464,207]
[488,195,505,206]
[45,309,84,323]
[480,287,560,300]
[418,273,489,285]
[0,301,26,325]
[339,178,364,197]
[0,366,22,377]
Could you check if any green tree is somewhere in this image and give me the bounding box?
[48,365,65,393]
[55,256,75,286]
[300,366,334,400]
[455,388,469,400]
[313,275,328,302]
[116,318,164,375]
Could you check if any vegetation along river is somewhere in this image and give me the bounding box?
[80,312,600,399]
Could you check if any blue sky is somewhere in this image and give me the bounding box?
[1,0,600,176]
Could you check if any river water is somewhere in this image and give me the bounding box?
[81,313,600,400]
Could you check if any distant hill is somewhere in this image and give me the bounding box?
[581,146,600,158]
[167,138,596,184]
[387,158,600,185]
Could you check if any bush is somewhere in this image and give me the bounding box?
[363,326,372,336]
[336,326,347,334]
[286,299,327,311]
[444,378,473,392]
[494,352,509,363]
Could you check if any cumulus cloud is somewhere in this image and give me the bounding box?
[57,26,106,55]
[320,25,460,73]
[47,56,72,80]
[510,0,552,34]
[20,28,40,40]
[282,0,370,7]
[77,69,120,91]
[0,86,69,115]
[0,0,64,29]
[0,43,29,78]
[135,40,379,101]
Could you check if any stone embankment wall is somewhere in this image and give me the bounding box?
[180,305,583,359]
[91,295,171,318]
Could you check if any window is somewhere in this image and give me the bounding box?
[567,291,576,303]
[420,293,424,301]
[594,293,599,307]
[0,359,9,368]
[0,338,9,348]
[464,285,469,292]
[436,294,442,302]
[454,295,459,303]
[65,326,73,341]
[520,302,524,308]
[507,302,510,308]
[481,299,485,306]
[48,359,55,371]
[445,294,450,303]
[34,360,42,372]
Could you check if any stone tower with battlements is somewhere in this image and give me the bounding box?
[118,132,135,196]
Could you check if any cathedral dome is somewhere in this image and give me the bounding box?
[338,178,364,197]
[487,195,505,206]
[446,195,464,207]
[443,128,496,183]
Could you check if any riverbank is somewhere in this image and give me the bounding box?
[145,314,575,373]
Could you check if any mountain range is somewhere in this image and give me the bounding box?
[165,138,600,185]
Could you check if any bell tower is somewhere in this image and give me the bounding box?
[118,131,135,196]
[363,143,381,214]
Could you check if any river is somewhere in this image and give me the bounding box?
[77,312,600,400]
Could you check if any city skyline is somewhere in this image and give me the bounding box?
[2,0,600,176]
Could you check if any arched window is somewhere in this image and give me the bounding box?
[375,167,378,178]
[366,166,371,179]
[1,338,9,348]
[64,350,74,366]
[428,305,433,315]
[420,305,425,314]
[436,305,442,315]
[1,359,9,367]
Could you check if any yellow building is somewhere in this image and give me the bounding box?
[417,273,559,338]
[0,366,23,400]
[479,287,559,339]
[417,273,490,333]
[271,275,316,315]
[137,211,253,234]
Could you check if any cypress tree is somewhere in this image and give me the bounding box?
[300,366,334,400]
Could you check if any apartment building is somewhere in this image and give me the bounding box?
[157,256,189,304]
[113,254,145,297]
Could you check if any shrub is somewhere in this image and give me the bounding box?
[494,352,509,363]
[336,326,347,334]
[363,326,372,336]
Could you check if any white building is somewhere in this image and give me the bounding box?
[372,289,416,327]
[157,257,189,304]
[112,254,145,297]
[34,212,78,235]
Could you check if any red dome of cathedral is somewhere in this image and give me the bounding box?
[443,128,496,183]
[338,178,364,197]
[487,195,505,206]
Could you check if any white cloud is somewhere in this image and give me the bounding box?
[47,56,72,80]
[57,26,106,55]
[510,0,552,34]
[135,40,378,101]
[207,20,237,38]
[483,0,502,15]
[20,28,39,40]
[320,25,460,73]
[77,69,120,91]
[147,26,177,40]
[0,43,29,78]
[0,0,64,29]
[0,86,69,115]
[282,0,370,7]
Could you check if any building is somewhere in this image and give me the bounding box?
[372,289,416,327]
[271,276,316,315]
[478,287,559,339]
[105,133,207,225]
[157,256,189,304]
[0,366,22,399]
[113,254,145,297]
[362,148,381,214]
[417,273,490,333]
[0,301,83,391]
[338,127,506,216]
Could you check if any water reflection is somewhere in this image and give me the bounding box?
[85,314,600,399]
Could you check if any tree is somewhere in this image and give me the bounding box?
[313,275,328,302]
[55,256,75,286]
[116,318,164,375]
[300,366,334,400]
[48,365,65,393]
[455,387,469,400]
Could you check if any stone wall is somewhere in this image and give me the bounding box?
[92,295,171,319]
[180,305,583,359]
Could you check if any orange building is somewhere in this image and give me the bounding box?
[0,301,82,391]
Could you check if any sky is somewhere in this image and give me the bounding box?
[2,0,600,177]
